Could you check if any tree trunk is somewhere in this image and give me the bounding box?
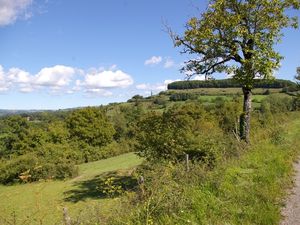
[240,87,252,143]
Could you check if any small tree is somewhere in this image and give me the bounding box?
[171,0,299,143]
[66,107,115,147]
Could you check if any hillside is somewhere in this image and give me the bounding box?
[0,153,143,224]
[0,86,299,224]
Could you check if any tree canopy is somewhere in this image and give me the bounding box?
[171,0,299,142]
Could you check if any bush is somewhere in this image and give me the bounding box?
[0,154,78,184]
[135,103,225,165]
[292,95,300,111]
[169,92,198,101]
[260,94,293,114]
[66,107,115,147]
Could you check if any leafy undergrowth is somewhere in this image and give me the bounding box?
[0,152,143,225]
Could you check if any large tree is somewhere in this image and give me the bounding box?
[171,0,299,143]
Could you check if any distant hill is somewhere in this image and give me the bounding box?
[0,109,51,117]
[167,79,297,90]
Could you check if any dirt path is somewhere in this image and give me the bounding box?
[281,162,300,225]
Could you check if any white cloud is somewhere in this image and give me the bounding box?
[164,79,180,85]
[80,69,133,89]
[0,64,77,94]
[0,0,33,26]
[144,56,162,65]
[19,85,34,93]
[192,75,206,81]
[136,79,181,94]
[7,67,31,83]
[164,58,175,68]
[0,64,134,97]
[34,65,75,87]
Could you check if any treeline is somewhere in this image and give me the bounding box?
[0,105,145,184]
[168,79,297,90]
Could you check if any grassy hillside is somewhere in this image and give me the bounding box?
[0,152,143,225]
[94,112,299,225]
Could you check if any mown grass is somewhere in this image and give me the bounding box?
[0,152,143,225]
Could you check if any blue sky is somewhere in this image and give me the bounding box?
[0,0,299,109]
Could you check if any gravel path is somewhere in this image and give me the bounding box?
[281,162,300,225]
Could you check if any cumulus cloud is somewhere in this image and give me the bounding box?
[7,67,31,83]
[0,64,134,97]
[34,65,75,88]
[79,69,133,89]
[144,56,162,65]
[192,75,206,81]
[0,0,33,26]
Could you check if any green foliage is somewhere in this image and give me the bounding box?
[66,107,115,147]
[169,92,198,101]
[172,0,299,143]
[0,154,78,184]
[0,105,136,184]
[97,177,124,198]
[292,95,300,111]
[153,96,167,106]
[127,94,144,103]
[0,115,30,156]
[135,103,224,164]
[261,94,293,114]
[214,96,243,132]
[103,113,300,225]
[168,79,296,90]
[173,0,299,86]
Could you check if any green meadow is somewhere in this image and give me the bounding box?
[0,153,143,225]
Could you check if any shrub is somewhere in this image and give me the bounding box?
[135,103,225,165]
[169,92,198,101]
[0,154,78,184]
[260,94,293,114]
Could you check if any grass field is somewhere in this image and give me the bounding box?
[0,152,143,225]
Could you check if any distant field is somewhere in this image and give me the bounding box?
[0,152,143,225]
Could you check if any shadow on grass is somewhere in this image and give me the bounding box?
[64,171,138,203]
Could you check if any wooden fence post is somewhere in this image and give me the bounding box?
[63,207,71,225]
[186,154,189,172]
